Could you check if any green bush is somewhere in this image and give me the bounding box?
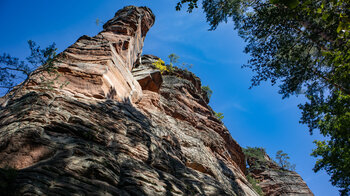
[243,147,268,170]
[243,147,266,162]
[214,112,224,120]
[246,174,264,196]
[201,85,213,100]
[153,54,192,74]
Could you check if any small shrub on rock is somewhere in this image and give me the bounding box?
[201,85,213,101]
[247,174,264,196]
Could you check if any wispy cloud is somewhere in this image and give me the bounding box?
[216,102,248,113]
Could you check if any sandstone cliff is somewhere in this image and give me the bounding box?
[0,5,312,196]
[245,148,314,196]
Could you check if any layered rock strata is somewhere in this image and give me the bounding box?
[246,151,314,196]
[0,5,313,196]
[30,6,154,102]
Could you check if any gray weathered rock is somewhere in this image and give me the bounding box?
[246,150,314,196]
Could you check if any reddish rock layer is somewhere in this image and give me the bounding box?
[27,6,155,102]
[0,5,313,196]
[0,6,258,196]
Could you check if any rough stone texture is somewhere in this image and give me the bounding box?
[0,5,313,196]
[134,55,256,195]
[27,6,155,102]
[247,152,314,196]
[132,55,163,92]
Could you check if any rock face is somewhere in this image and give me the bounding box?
[29,6,154,102]
[246,150,314,196]
[0,5,313,196]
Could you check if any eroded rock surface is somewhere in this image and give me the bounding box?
[132,55,163,92]
[246,151,314,196]
[0,5,313,196]
[27,6,155,102]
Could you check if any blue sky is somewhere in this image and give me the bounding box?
[0,0,339,195]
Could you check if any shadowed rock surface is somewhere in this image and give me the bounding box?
[0,5,313,196]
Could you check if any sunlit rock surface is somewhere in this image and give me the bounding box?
[0,5,313,196]
[30,6,154,102]
[246,151,314,196]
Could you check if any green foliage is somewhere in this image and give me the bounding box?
[201,85,213,101]
[168,53,193,71]
[177,0,350,194]
[214,112,224,120]
[243,147,268,170]
[243,147,290,172]
[311,139,350,195]
[275,150,296,171]
[243,147,265,195]
[270,0,300,8]
[0,40,58,100]
[153,54,193,74]
[176,0,199,12]
[243,147,267,163]
[246,174,264,196]
[166,54,177,73]
[168,53,179,66]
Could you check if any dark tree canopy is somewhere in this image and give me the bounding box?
[177,0,350,194]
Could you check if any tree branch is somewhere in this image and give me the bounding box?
[0,67,30,76]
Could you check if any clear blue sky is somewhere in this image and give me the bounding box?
[0,0,339,195]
